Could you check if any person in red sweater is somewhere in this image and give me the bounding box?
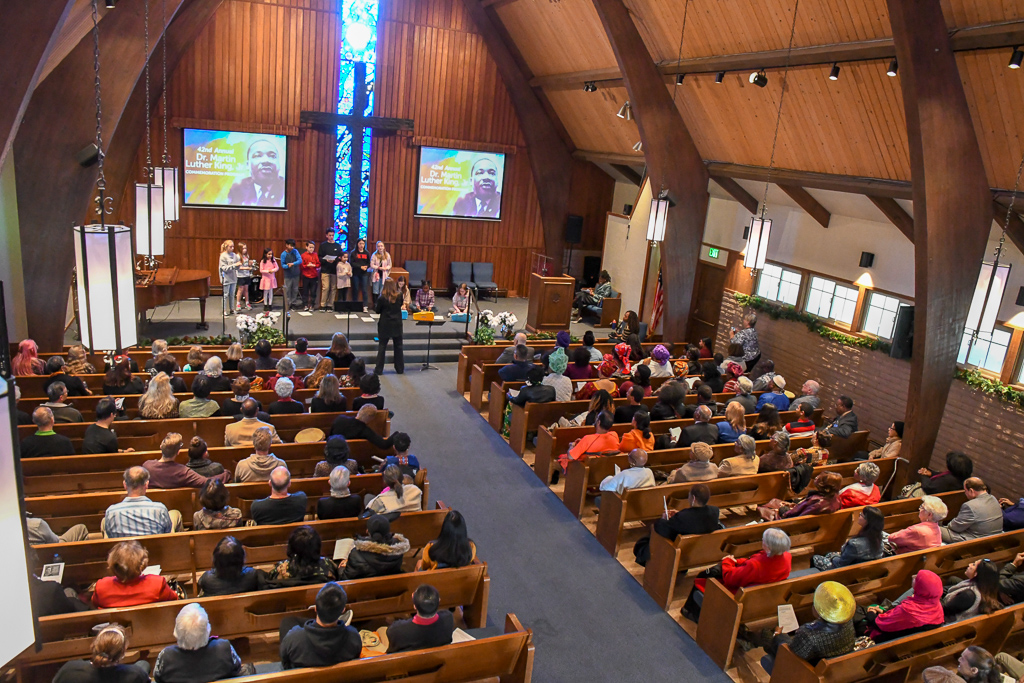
[837,461,882,508]
[299,240,321,312]
[681,527,792,621]
[92,540,179,609]
[784,402,818,434]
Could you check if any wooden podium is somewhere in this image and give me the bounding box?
[526,273,575,333]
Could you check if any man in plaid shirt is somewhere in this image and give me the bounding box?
[103,466,182,537]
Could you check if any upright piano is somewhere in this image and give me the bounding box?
[135,267,211,329]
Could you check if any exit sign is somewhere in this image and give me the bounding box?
[708,247,720,259]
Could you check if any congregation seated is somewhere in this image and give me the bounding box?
[145,432,231,488]
[555,411,618,482]
[313,434,356,478]
[305,357,334,391]
[53,624,150,683]
[619,410,653,452]
[865,420,903,460]
[201,357,233,393]
[45,356,91,396]
[784,402,816,434]
[537,331,570,368]
[267,357,305,392]
[330,404,395,450]
[224,398,281,447]
[721,342,745,373]
[941,558,1002,623]
[261,525,339,589]
[581,330,602,362]
[758,581,857,674]
[923,646,1004,683]
[812,506,884,571]
[1000,495,1024,531]
[542,348,573,401]
[758,431,792,473]
[154,354,188,393]
[318,466,364,520]
[222,342,243,371]
[618,364,653,399]
[221,377,260,417]
[341,358,367,388]
[675,346,701,376]
[12,338,45,375]
[778,471,842,519]
[789,379,821,411]
[251,466,307,525]
[651,483,720,544]
[613,386,646,424]
[746,404,781,441]
[678,405,718,447]
[650,381,687,421]
[575,360,616,401]
[498,344,535,382]
[642,344,674,378]
[285,337,319,370]
[941,477,1002,543]
[887,495,947,553]
[822,394,858,438]
[27,514,90,545]
[916,450,974,495]
[714,402,746,445]
[153,603,244,683]
[689,384,719,417]
[418,509,477,570]
[508,367,555,406]
[385,584,455,653]
[625,333,646,363]
[83,398,134,454]
[104,466,182,537]
[236,356,263,391]
[324,333,355,369]
[724,376,756,415]
[179,375,222,418]
[365,464,422,514]
[279,582,360,669]
[198,536,259,596]
[794,429,831,465]
[182,345,206,372]
[15,386,30,425]
[698,361,724,394]
[718,434,759,477]
[751,359,776,391]
[566,347,597,381]
[21,406,75,458]
[755,375,790,411]
[495,332,533,365]
[786,448,814,493]
[306,373,345,414]
[837,461,882,507]
[599,448,655,495]
[41,381,84,423]
[193,479,243,530]
[138,372,179,419]
[268,377,304,415]
[864,569,944,642]
[146,340,170,371]
[103,356,146,396]
[340,514,410,580]
[668,441,719,483]
[353,372,386,411]
[253,339,278,371]
[93,540,179,608]
[388,432,421,477]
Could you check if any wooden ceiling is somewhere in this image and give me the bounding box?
[492,0,1024,189]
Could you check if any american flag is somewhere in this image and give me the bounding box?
[650,267,664,333]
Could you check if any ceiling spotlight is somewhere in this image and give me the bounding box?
[583,81,597,92]
[105,0,116,6]
[632,140,643,152]
[1010,47,1024,69]
[886,59,898,77]
[617,101,632,121]
[829,63,840,80]
[749,70,768,88]
[715,71,725,84]
[675,73,685,85]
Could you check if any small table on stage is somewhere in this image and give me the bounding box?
[415,316,446,371]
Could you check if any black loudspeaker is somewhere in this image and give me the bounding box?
[623,204,633,215]
[889,305,914,360]
[859,252,875,268]
[582,256,601,287]
[76,143,100,167]
[565,214,584,244]
[1016,286,1024,307]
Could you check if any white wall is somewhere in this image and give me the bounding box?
[0,154,27,341]
[601,178,651,312]
[611,180,640,216]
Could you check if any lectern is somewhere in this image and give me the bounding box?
[526,273,575,332]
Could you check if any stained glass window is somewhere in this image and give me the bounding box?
[334,0,378,251]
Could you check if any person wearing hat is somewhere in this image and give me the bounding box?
[678,405,719,448]
[726,375,757,414]
[642,344,674,378]
[542,347,573,401]
[384,584,455,653]
[575,354,619,401]
[756,375,791,411]
[758,581,856,674]
[313,435,357,479]
[721,361,745,394]
[538,330,572,365]
[668,441,720,483]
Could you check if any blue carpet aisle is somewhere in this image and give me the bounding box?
[379,364,730,682]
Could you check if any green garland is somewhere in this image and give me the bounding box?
[139,334,235,347]
[733,293,892,354]
[956,368,1024,409]
[472,326,495,345]
[526,332,580,342]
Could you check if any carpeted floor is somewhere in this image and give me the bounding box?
[379,364,730,682]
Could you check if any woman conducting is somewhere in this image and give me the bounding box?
[374,278,405,375]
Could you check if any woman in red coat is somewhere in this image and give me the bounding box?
[681,527,792,621]
[92,540,178,609]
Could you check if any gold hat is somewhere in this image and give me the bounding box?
[813,581,856,623]
[294,427,325,443]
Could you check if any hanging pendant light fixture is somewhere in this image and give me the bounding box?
[745,0,800,275]
[135,0,165,262]
[75,0,138,353]
[152,0,178,226]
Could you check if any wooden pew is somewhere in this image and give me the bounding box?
[534,409,824,485]
[18,411,389,451]
[25,471,429,535]
[456,339,622,393]
[643,484,963,612]
[21,441,397,496]
[32,509,448,591]
[696,528,1024,676]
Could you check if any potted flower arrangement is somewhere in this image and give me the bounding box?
[235,311,285,348]
[494,311,518,340]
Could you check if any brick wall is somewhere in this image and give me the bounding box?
[716,291,1024,498]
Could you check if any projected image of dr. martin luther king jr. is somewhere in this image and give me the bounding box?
[453,157,501,218]
[227,138,285,208]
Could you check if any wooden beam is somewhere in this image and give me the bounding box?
[0,0,74,171]
[610,164,642,187]
[994,200,1024,257]
[707,162,913,200]
[531,19,1024,90]
[462,0,575,276]
[868,196,914,242]
[591,0,709,344]
[573,149,644,166]
[299,111,414,132]
[778,184,831,228]
[480,0,518,8]
[888,0,993,488]
[711,175,758,215]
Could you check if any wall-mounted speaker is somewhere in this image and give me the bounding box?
[859,252,875,268]
[889,304,914,360]
[76,143,100,167]
[623,204,633,215]
[1015,286,1024,307]
[565,214,584,244]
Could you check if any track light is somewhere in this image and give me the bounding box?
[1010,47,1024,69]
[105,0,116,7]
[675,73,685,85]
[886,59,898,77]
[617,101,632,121]
[632,140,643,152]
[749,70,768,88]
[715,71,725,84]
[583,81,597,92]
[828,63,840,80]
